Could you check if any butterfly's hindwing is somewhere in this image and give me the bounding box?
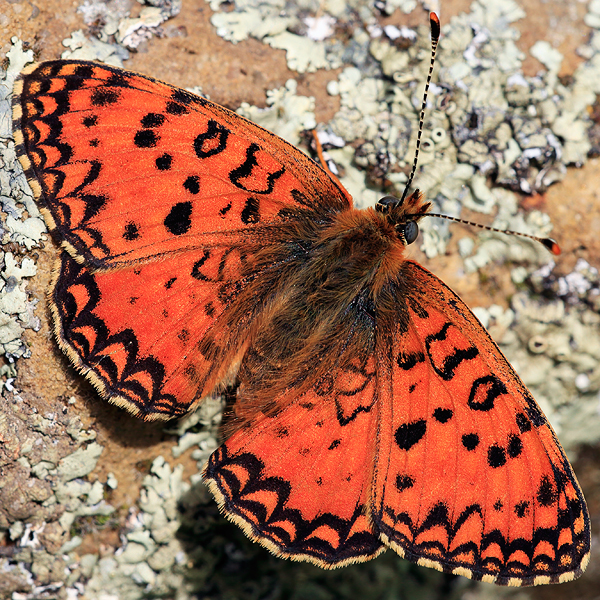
[204,359,385,567]
[50,244,258,418]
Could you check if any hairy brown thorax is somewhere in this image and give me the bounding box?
[217,191,430,425]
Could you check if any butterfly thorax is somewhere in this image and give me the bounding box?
[222,198,428,426]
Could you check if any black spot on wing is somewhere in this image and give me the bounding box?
[229,143,285,194]
[74,64,95,78]
[537,475,558,507]
[462,433,479,451]
[241,197,260,224]
[194,119,229,158]
[91,88,120,106]
[488,445,506,468]
[426,323,479,381]
[141,113,165,128]
[219,202,232,217]
[123,222,139,241]
[134,130,159,148]
[81,194,107,223]
[164,201,192,235]
[395,474,414,492]
[397,351,424,370]
[191,250,211,281]
[184,175,200,194]
[507,434,522,458]
[82,115,97,128]
[433,408,453,423]
[514,500,530,518]
[166,100,188,115]
[467,375,507,412]
[421,502,449,529]
[276,426,289,438]
[516,412,532,433]
[156,153,172,170]
[395,420,426,451]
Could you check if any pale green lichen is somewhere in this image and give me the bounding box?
[211,7,292,44]
[265,31,329,73]
[62,0,182,63]
[83,456,189,599]
[584,0,600,29]
[57,442,104,482]
[530,40,563,73]
[236,79,316,145]
[116,6,171,49]
[61,29,130,66]
[0,44,45,363]
[207,0,374,73]
[0,39,34,138]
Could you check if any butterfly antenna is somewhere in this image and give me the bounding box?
[401,12,440,202]
[426,212,561,255]
[400,14,560,256]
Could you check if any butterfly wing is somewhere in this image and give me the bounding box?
[204,356,385,567]
[13,59,352,418]
[49,246,249,418]
[204,258,590,583]
[13,60,351,268]
[370,260,590,585]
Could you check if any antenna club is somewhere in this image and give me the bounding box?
[430,12,441,41]
[543,238,561,256]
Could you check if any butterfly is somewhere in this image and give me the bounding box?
[12,17,589,586]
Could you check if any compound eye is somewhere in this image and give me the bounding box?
[403,221,419,244]
[375,195,399,213]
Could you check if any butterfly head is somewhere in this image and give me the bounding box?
[375,189,431,246]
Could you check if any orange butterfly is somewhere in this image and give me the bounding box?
[12,19,589,587]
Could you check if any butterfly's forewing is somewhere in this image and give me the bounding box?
[204,356,385,567]
[13,60,351,269]
[13,60,351,418]
[370,261,590,585]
